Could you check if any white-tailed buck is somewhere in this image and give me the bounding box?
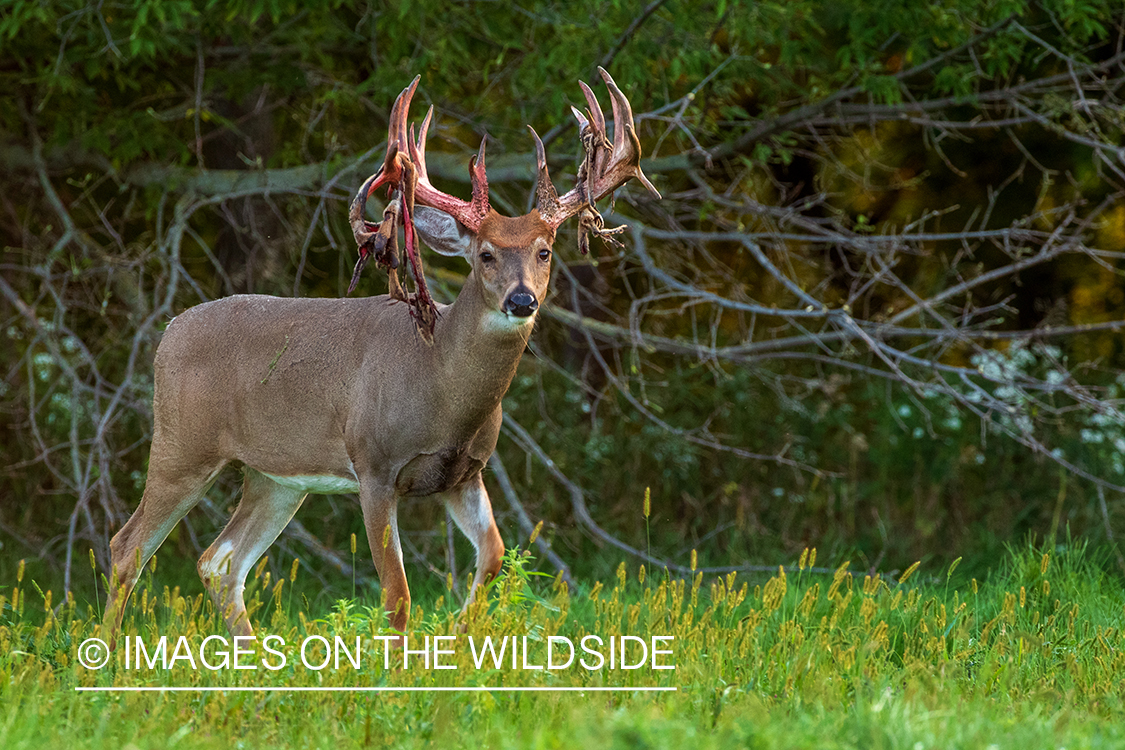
[104,68,659,643]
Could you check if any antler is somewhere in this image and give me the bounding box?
[350,76,493,341]
[529,67,660,253]
[347,68,658,334]
[352,75,491,239]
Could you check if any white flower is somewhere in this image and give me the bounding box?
[1080,429,1105,444]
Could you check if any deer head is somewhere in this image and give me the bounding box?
[348,67,661,341]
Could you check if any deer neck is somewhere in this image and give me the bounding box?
[429,270,530,431]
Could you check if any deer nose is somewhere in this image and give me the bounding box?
[505,292,539,318]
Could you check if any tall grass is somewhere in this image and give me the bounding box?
[0,541,1122,749]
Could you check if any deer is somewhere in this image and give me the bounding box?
[102,68,659,647]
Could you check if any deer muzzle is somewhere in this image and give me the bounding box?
[504,291,539,318]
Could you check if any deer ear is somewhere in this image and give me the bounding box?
[413,205,473,257]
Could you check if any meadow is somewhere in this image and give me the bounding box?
[1,540,1123,749]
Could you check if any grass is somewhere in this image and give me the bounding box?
[0,541,1123,749]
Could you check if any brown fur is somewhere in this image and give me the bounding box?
[479,209,555,250]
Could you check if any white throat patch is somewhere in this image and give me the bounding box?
[482,309,537,333]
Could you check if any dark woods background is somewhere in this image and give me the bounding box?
[2,0,1125,601]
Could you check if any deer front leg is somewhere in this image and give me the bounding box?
[359,481,410,645]
[444,472,505,611]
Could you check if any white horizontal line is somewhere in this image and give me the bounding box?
[75,686,677,693]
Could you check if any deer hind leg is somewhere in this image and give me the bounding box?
[105,459,226,643]
[198,469,307,637]
[444,472,505,609]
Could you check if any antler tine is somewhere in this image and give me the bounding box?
[528,126,559,215]
[468,137,489,214]
[407,105,434,182]
[371,75,421,195]
[598,67,660,198]
[599,67,631,150]
[577,80,608,151]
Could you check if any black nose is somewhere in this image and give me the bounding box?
[506,292,539,318]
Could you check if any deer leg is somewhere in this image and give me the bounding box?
[105,459,226,643]
[198,468,307,637]
[359,482,410,643]
[444,472,505,609]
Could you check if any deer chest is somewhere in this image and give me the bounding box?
[395,446,485,497]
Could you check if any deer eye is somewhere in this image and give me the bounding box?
[479,251,495,263]
[538,248,551,262]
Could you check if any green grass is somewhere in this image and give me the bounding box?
[1,542,1123,749]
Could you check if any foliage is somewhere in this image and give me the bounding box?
[4,0,1120,170]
